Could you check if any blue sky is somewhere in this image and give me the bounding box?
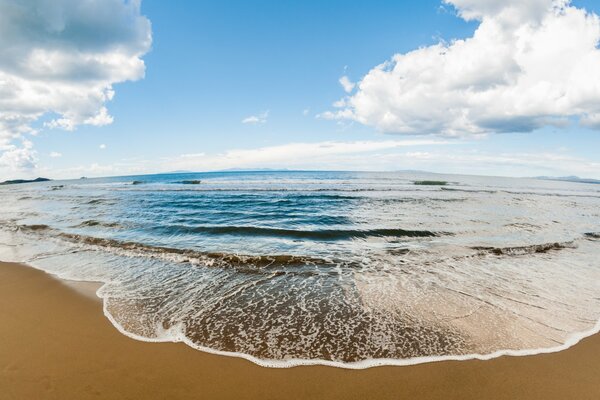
[1,0,600,179]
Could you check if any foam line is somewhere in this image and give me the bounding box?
[6,232,600,369]
[100,290,600,369]
[24,260,600,370]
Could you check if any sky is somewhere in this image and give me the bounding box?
[1,0,600,180]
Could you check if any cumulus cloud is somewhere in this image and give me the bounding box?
[325,0,600,136]
[338,76,355,93]
[0,0,151,174]
[242,111,269,124]
[49,151,62,158]
[99,144,107,150]
[0,139,36,170]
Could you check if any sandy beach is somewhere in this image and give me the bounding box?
[0,261,598,399]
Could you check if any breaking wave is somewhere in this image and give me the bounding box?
[471,241,577,256]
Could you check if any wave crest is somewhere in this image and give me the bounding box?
[471,241,577,256]
[161,225,442,240]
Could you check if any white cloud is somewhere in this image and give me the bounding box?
[0,139,36,171]
[390,149,600,177]
[49,151,62,158]
[303,108,310,116]
[33,139,600,180]
[242,111,269,124]
[163,139,452,172]
[326,0,600,136]
[338,76,355,93]
[0,0,151,174]
[99,144,107,150]
[31,139,453,179]
[448,0,568,22]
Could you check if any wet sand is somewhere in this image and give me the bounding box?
[1,260,599,400]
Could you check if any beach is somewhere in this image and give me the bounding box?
[1,261,599,400]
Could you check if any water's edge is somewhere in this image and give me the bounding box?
[10,258,600,370]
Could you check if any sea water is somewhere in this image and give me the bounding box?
[0,171,599,367]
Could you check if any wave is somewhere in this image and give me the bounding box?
[64,234,343,276]
[503,222,541,230]
[441,187,498,194]
[16,224,588,261]
[107,318,600,369]
[18,224,51,231]
[441,186,600,199]
[121,187,433,193]
[86,198,116,205]
[16,223,583,262]
[14,224,336,272]
[471,241,577,256]
[161,225,442,240]
[74,220,122,229]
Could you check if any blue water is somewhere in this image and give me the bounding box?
[1,171,599,366]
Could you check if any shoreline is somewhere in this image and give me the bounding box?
[1,260,600,399]
[28,258,600,370]
[103,293,600,370]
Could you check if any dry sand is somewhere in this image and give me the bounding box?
[1,260,599,400]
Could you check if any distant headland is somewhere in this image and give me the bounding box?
[536,176,600,184]
[0,177,51,185]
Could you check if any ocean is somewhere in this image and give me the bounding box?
[0,170,599,368]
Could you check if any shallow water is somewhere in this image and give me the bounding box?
[1,171,599,366]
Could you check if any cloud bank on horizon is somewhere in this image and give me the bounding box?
[0,0,151,173]
[324,0,600,136]
[41,138,599,180]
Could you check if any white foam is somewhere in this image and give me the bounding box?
[101,299,600,369]
[9,242,600,369]
[95,281,600,369]
[4,214,600,369]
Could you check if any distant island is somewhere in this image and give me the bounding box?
[0,177,51,185]
[536,175,600,184]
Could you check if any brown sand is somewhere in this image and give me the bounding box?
[1,261,599,400]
